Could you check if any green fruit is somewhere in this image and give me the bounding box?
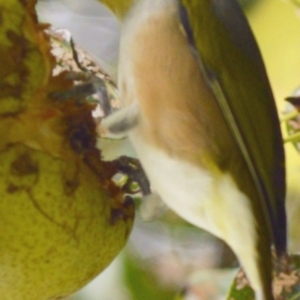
[0,1,134,299]
[0,143,133,300]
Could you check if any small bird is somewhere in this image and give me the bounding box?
[99,0,287,299]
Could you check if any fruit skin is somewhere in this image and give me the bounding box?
[0,0,52,115]
[0,1,134,299]
[0,143,133,300]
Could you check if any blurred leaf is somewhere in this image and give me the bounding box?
[123,252,176,300]
[226,254,300,300]
[173,269,237,300]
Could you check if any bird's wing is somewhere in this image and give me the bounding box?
[179,0,286,254]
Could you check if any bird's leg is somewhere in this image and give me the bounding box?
[48,32,116,115]
[100,103,140,138]
[111,155,167,221]
[113,155,151,196]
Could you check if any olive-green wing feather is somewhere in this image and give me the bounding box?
[179,0,286,254]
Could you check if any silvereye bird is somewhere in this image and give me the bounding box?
[99,0,287,299]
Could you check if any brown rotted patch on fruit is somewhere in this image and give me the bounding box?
[58,93,118,180]
[0,31,28,98]
[10,152,38,176]
[0,83,23,102]
[63,177,80,196]
[61,161,80,196]
[0,30,28,79]
[83,152,119,183]
[53,80,135,224]
[60,100,97,155]
[81,142,135,226]
[83,152,135,227]
[108,182,135,239]
[20,0,39,21]
[83,151,135,234]
[110,204,135,238]
[110,196,135,224]
[47,71,74,100]
[6,183,20,194]
[69,123,94,154]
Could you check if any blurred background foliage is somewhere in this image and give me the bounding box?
[36,0,300,299]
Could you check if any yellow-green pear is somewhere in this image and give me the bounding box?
[0,1,134,299]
